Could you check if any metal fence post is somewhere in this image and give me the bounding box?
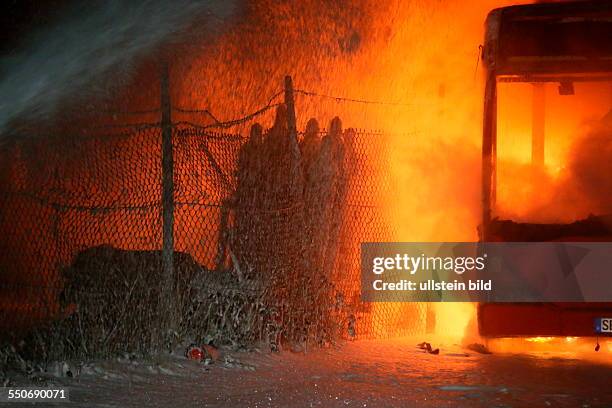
[160,61,175,342]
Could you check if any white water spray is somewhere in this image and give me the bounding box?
[0,0,236,136]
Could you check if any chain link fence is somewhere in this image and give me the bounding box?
[0,79,425,361]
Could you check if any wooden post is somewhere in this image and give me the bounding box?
[284,75,302,195]
[284,76,299,154]
[160,61,175,340]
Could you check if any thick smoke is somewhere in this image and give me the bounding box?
[0,0,236,135]
[497,109,612,224]
[568,111,612,215]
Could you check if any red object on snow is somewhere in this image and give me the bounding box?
[186,346,205,361]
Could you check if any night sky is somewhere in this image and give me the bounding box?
[0,0,74,55]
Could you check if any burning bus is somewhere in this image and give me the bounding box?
[478,1,612,339]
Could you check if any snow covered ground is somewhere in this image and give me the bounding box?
[4,337,612,407]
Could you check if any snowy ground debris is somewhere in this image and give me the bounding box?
[2,337,612,407]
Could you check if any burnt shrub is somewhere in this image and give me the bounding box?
[45,245,203,360]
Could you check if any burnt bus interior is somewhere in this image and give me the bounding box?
[478,1,612,338]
